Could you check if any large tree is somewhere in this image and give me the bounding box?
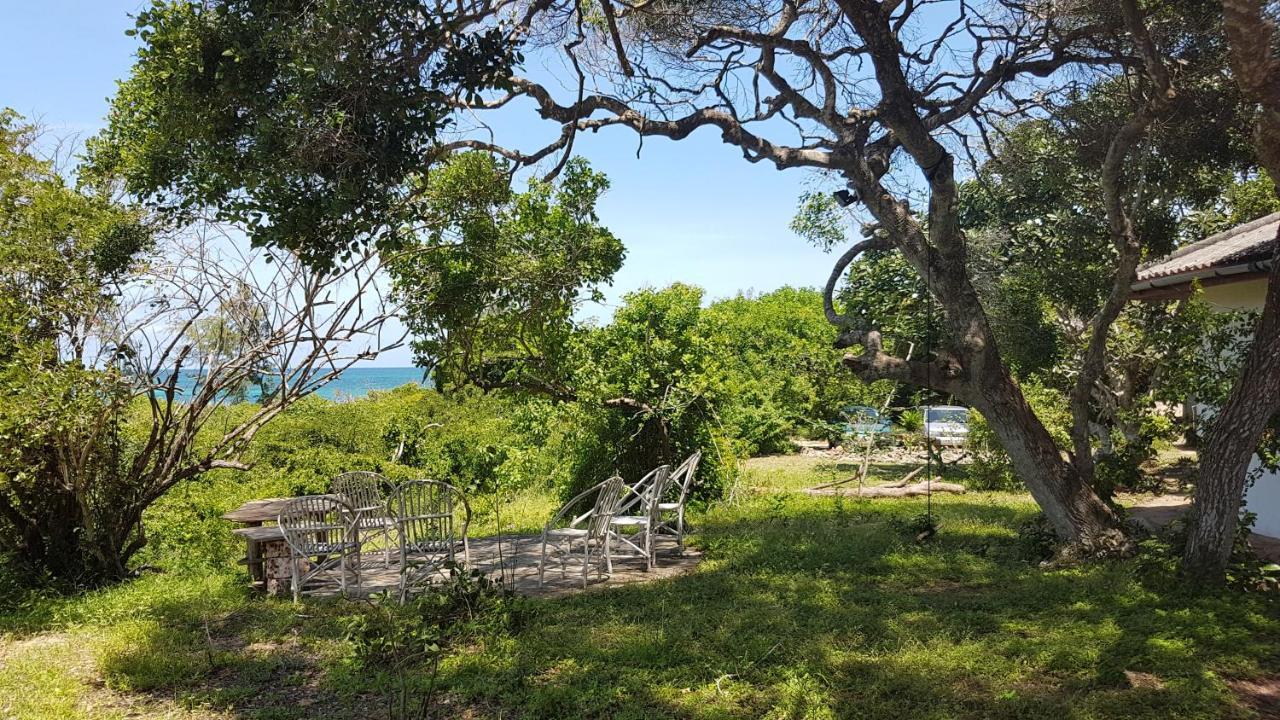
[1182,0,1280,581]
[449,0,1184,549]
[2,112,402,583]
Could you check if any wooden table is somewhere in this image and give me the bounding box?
[225,496,349,597]
[224,498,295,595]
[224,497,296,525]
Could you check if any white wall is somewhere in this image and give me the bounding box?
[1244,455,1280,539]
[1203,277,1269,311]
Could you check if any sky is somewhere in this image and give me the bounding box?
[0,1,844,367]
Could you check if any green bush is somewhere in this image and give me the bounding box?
[1094,411,1178,498]
[726,400,796,456]
[966,381,1071,491]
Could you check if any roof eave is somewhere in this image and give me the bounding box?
[1130,261,1273,301]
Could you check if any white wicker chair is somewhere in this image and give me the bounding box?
[609,465,673,571]
[278,495,362,602]
[389,480,471,602]
[655,451,703,552]
[331,471,396,567]
[538,476,625,588]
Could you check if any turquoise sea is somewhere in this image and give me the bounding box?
[312,367,431,400]
[176,367,431,402]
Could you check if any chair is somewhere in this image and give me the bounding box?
[278,495,362,602]
[389,480,471,602]
[331,471,396,567]
[609,465,673,571]
[655,451,702,553]
[538,475,625,588]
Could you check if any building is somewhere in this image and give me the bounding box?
[1131,211,1279,538]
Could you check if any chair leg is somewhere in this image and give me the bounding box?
[538,535,548,588]
[339,552,347,597]
[353,547,362,589]
[291,558,301,604]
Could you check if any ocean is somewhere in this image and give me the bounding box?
[313,367,431,400]
[175,367,431,402]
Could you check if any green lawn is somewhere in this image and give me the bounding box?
[2,455,1278,719]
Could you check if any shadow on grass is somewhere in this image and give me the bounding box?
[36,494,1280,720]
[435,496,1280,719]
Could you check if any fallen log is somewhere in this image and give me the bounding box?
[809,464,926,492]
[805,479,965,497]
[880,465,926,488]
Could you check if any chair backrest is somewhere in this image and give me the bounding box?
[641,465,673,523]
[672,451,703,506]
[585,475,625,542]
[390,480,469,556]
[331,471,389,518]
[615,464,669,516]
[278,495,354,556]
[554,475,625,535]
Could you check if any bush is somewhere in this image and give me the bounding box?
[1016,513,1059,562]
[966,381,1071,491]
[724,400,795,456]
[1094,411,1178,498]
[344,567,526,719]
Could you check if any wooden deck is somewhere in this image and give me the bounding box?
[302,533,702,600]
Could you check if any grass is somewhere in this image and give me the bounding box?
[2,453,1278,719]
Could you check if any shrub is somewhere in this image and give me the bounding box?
[1094,411,1178,498]
[1016,513,1059,562]
[724,400,795,456]
[966,381,1071,491]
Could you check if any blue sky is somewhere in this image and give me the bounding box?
[1,1,843,366]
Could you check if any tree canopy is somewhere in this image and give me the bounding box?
[86,0,521,267]
[388,151,624,398]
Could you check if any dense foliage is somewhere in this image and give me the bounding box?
[380,152,870,502]
[389,152,625,397]
[86,0,521,267]
[0,111,154,582]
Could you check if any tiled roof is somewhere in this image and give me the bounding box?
[1134,212,1280,283]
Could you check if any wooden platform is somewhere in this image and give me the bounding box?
[302,533,702,600]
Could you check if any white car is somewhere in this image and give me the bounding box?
[921,405,969,447]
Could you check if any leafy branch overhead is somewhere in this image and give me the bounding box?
[86,0,522,268]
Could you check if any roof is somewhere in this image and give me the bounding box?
[1134,211,1280,285]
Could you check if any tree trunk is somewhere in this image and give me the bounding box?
[1182,0,1280,582]
[969,362,1126,546]
[1183,238,1280,580]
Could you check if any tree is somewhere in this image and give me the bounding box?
[566,284,733,498]
[459,0,1200,549]
[383,153,738,495]
[1182,0,1280,581]
[0,110,153,580]
[702,287,878,453]
[954,56,1265,496]
[185,280,272,402]
[0,112,403,583]
[387,151,624,398]
[85,0,522,268]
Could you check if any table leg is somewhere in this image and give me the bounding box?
[261,539,294,597]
